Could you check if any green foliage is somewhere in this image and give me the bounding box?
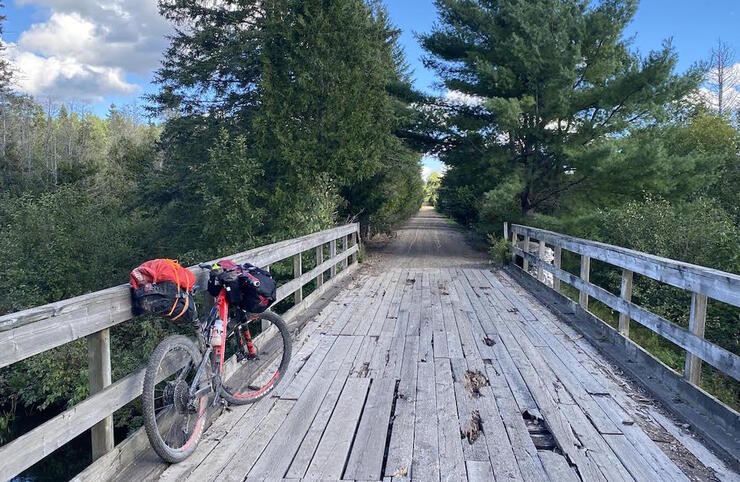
[424,171,441,205]
[487,234,511,268]
[573,197,739,407]
[422,0,700,227]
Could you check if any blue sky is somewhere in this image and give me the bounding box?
[3,1,738,175]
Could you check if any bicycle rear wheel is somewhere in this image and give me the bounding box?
[220,311,292,405]
[142,335,209,463]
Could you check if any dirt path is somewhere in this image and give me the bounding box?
[365,206,488,268]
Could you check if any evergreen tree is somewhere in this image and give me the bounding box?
[421,0,700,228]
[256,0,422,236]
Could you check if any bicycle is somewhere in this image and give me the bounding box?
[141,262,292,463]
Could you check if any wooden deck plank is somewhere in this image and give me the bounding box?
[209,399,295,482]
[449,357,491,463]
[448,272,482,360]
[328,272,382,335]
[384,335,420,478]
[278,334,337,400]
[387,269,411,321]
[489,269,693,482]
[370,318,396,378]
[538,451,580,482]
[431,268,450,360]
[366,270,404,337]
[439,269,465,359]
[483,359,548,481]
[284,336,364,479]
[474,379,523,481]
[465,460,494,482]
[418,271,435,362]
[405,271,422,336]
[247,333,360,479]
[558,403,636,482]
[435,358,468,482]
[341,271,389,336]
[412,360,440,480]
[344,378,397,480]
[303,377,371,479]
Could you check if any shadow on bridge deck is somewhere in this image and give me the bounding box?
[84,209,735,482]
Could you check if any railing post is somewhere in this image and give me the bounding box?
[510,228,518,264]
[293,252,303,304]
[315,244,324,287]
[351,229,359,264]
[619,269,633,337]
[330,239,337,278]
[88,329,113,460]
[342,234,349,269]
[553,246,562,292]
[503,222,508,241]
[685,293,707,385]
[579,254,590,309]
[523,235,530,272]
[537,240,545,282]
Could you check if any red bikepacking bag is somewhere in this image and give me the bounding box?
[130,259,197,323]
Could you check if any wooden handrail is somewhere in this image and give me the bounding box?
[509,224,740,386]
[0,223,360,481]
[512,224,740,306]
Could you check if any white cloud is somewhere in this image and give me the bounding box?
[443,90,485,107]
[8,0,173,102]
[422,165,435,181]
[9,44,137,102]
[700,62,740,112]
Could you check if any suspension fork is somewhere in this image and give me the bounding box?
[216,291,229,369]
[238,323,257,358]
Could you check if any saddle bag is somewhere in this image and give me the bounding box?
[130,259,197,323]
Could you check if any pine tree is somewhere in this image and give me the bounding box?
[421,0,700,225]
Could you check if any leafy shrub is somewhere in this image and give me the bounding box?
[488,234,511,268]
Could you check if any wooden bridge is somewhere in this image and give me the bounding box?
[1,207,738,481]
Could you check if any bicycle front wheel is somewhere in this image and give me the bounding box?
[220,311,292,405]
[142,335,209,463]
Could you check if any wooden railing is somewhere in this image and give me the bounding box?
[0,223,360,481]
[505,222,740,387]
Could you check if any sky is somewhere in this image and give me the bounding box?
[2,0,739,176]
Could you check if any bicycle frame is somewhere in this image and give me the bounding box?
[188,288,261,400]
[212,289,258,370]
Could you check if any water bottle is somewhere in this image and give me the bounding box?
[210,320,224,346]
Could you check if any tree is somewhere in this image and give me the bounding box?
[420,0,700,229]
[255,0,423,236]
[706,39,739,116]
[0,2,13,92]
[425,171,441,205]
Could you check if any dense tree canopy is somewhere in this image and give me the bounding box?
[422,0,699,227]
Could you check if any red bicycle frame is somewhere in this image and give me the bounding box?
[213,290,257,370]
